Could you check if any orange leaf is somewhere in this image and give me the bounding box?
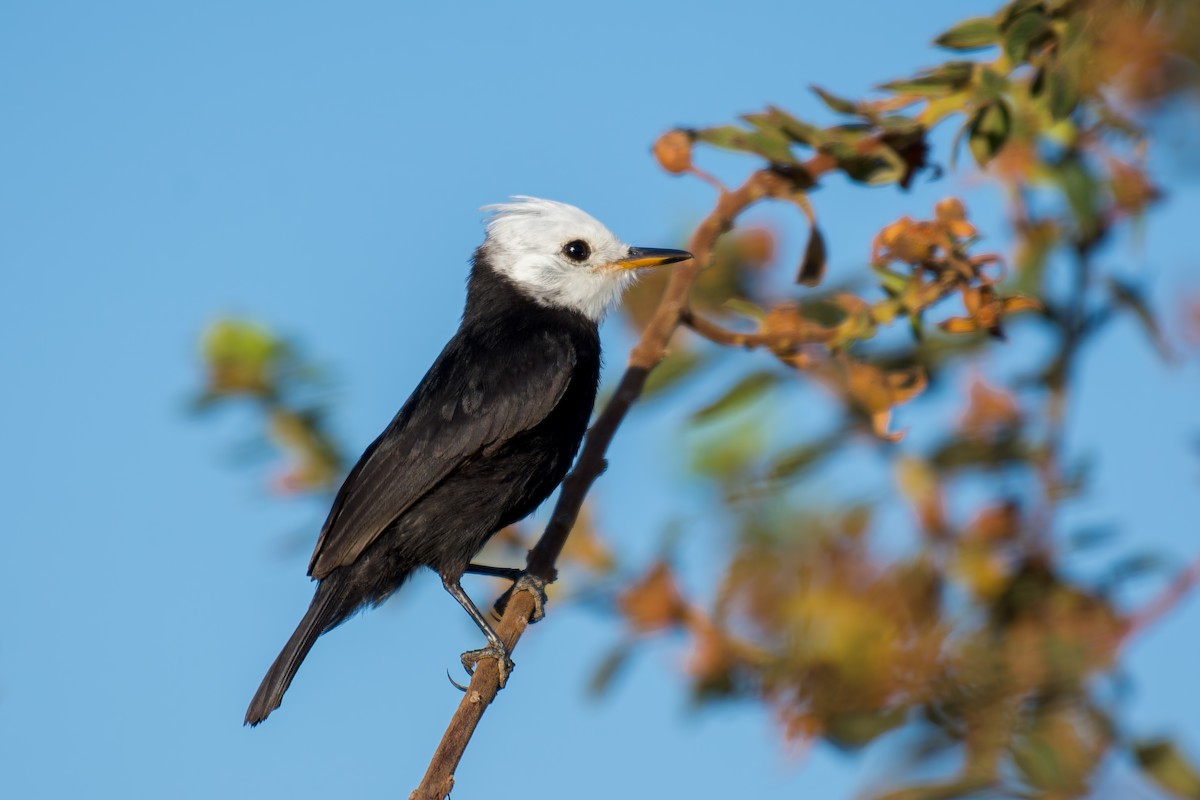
[617,562,689,634]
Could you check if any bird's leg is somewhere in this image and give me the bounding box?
[464,563,524,581]
[441,576,515,688]
[465,563,549,623]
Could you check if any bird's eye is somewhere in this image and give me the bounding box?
[562,239,591,263]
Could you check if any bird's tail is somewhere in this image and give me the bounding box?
[245,583,344,726]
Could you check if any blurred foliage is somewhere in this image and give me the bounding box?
[623,1,1200,798]
[195,318,342,493]
[193,0,1200,797]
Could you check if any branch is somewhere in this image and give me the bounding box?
[410,165,818,799]
[681,308,776,349]
[1123,557,1200,646]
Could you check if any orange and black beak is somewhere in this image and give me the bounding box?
[610,246,692,271]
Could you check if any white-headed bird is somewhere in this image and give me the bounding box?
[246,197,690,725]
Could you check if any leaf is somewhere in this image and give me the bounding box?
[839,359,927,442]
[939,316,981,335]
[1046,62,1080,120]
[1135,739,1200,799]
[881,62,976,96]
[722,297,767,321]
[744,106,820,149]
[1003,9,1053,64]
[1108,277,1174,361]
[694,125,751,150]
[642,349,708,400]
[694,125,796,163]
[763,105,822,147]
[737,130,797,164]
[1055,155,1103,239]
[588,641,635,697]
[873,265,910,295]
[930,431,1033,472]
[690,370,781,423]
[935,17,1001,51]
[811,85,860,115]
[617,561,688,633]
[894,455,944,533]
[1003,0,1046,21]
[976,66,1009,100]
[201,318,283,396]
[766,434,839,481]
[1012,713,1096,795]
[831,141,908,186]
[797,225,827,286]
[1066,525,1116,551]
[1104,552,1169,586]
[967,100,1011,167]
[823,707,908,750]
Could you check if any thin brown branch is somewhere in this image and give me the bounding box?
[1123,557,1200,646]
[681,309,771,349]
[411,163,826,799]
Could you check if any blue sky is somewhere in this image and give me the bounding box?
[2,1,1197,798]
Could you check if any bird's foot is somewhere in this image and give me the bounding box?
[460,643,515,689]
[514,573,548,623]
[491,572,550,623]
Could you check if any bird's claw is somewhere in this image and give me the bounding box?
[491,572,549,623]
[446,668,470,693]
[460,643,515,689]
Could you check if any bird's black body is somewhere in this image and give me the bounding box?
[245,252,600,725]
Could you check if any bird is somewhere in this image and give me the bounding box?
[245,196,691,725]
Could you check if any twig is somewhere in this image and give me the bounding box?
[681,309,771,349]
[1123,557,1200,646]
[411,164,823,799]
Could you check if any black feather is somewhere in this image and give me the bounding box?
[246,250,601,723]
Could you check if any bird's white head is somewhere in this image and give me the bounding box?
[480,197,691,322]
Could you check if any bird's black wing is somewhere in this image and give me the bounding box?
[307,328,577,578]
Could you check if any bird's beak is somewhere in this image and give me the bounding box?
[609,246,693,272]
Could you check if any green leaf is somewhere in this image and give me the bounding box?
[742,112,783,135]
[909,310,924,341]
[1003,9,1053,64]
[797,225,827,286]
[694,125,796,163]
[1054,155,1102,239]
[830,140,907,186]
[930,430,1033,472]
[976,66,1009,100]
[967,100,1011,167]
[588,641,635,697]
[881,62,975,96]
[764,105,822,147]
[736,130,797,163]
[1135,739,1200,799]
[642,349,709,400]
[1003,0,1047,24]
[693,125,749,150]
[1108,277,1174,362]
[722,297,766,320]
[690,370,781,423]
[935,17,1001,51]
[1046,62,1080,120]
[766,434,839,481]
[811,85,860,115]
[824,707,908,750]
[202,318,279,368]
